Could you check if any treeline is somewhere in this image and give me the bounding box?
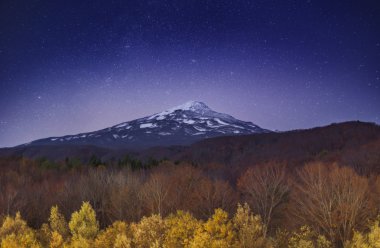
[36,155,161,170]
[2,193,380,247]
[1,157,380,247]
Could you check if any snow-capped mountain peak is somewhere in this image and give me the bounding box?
[149,101,211,120]
[168,101,210,112]
[25,101,270,149]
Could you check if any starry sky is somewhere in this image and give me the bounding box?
[0,0,379,147]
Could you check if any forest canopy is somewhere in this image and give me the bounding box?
[1,156,380,247]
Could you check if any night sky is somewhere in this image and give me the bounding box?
[0,0,379,147]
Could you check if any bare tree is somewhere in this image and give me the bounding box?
[77,168,112,227]
[140,170,171,216]
[165,164,203,213]
[237,163,289,236]
[192,178,237,218]
[107,170,143,222]
[291,162,371,246]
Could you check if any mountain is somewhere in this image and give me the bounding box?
[23,101,270,149]
[1,121,379,172]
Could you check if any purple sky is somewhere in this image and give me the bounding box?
[0,0,379,147]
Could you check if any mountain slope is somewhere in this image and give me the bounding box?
[135,121,380,176]
[23,101,270,149]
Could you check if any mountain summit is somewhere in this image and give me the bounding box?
[163,101,211,113]
[25,101,270,149]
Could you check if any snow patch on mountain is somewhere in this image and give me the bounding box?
[193,132,206,135]
[140,123,156,128]
[159,132,172,136]
[214,118,229,125]
[115,123,128,128]
[194,126,207,132]
[183,119,196,124]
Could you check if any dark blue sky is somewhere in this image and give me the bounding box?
[0,0,379,147]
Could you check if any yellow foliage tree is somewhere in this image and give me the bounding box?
[36,223,51,247]
[68,202,99,240]
[288,226,331,248]
[0,212,41,248]
[114,233,132,248]
[164,210,201,248]
[233,203,269,248]
[64,235,91,248]
[272,228,290,248]
[49,206,69,239]
[130,214,165,248]
[94,221,131,248]
[50,231,64,248]
[348,217,380,248]
[190,208,237,248]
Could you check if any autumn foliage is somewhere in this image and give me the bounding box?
[0,151,380,247]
